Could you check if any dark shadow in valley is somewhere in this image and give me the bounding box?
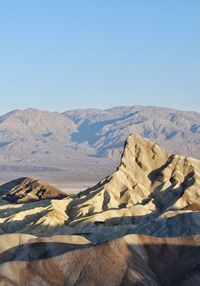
[69,210,200,245]
[126,239,200,286]
[148,154,175,182]
[65,161,196,226]
[0,241,91,264]
[0,200,51,219]
[70,112,137,146]
[0,210,50,233]
[0,235,200,286]
[66,175,112,221]
[143,156,196,213]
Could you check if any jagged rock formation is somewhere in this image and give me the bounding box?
[65,134,200,229]
[0,177,67,203]
[0,134,200,285]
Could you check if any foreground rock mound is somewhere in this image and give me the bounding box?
[0,177,67,203]
[0,134,200,285]
[0,234,200,286]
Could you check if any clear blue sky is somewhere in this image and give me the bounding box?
[0,0,199,114]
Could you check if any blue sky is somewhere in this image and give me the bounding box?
[0,0,199,114]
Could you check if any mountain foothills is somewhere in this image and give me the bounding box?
[0,134,200,285]
[0,106,200,183]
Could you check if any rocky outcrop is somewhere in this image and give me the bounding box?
[66,134,200,228]
[0,177,67,203]
[0,134,200,285]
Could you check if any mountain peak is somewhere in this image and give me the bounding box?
[0,106,200,184]
[119,133,168,178]
[65,134,200,223]
[0,134,200,285]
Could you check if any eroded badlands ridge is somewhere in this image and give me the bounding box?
[0,177,67,203]
[0,134,200,285]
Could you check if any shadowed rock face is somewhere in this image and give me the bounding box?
[0,177,67,203]
[0,134,200,285]
[65,134,200,227]
[0,234,200,286]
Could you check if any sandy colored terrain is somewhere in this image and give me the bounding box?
[0,134,200,285]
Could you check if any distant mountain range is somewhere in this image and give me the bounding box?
[0,106,200,181]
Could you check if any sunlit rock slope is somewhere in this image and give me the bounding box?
[0,134,200,285]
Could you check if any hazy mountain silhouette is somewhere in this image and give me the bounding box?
[0,106,200,183]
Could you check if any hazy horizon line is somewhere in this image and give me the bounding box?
[0,104,199,117]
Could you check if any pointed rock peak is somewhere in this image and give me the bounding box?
[119,134,169,173]
[67,134,200,223]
